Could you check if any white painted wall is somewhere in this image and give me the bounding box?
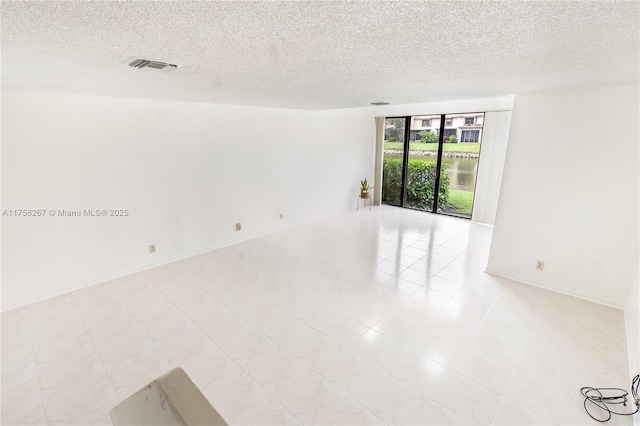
[488,85,639,308]
[1,89,374,310]
[368,96,513,118]
[473,111,512,225]
[625,267,639,385]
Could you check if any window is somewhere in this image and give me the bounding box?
[443,129,457,138]
[382,113,484,219]
[464,117,475,125]
[461,129,480,142]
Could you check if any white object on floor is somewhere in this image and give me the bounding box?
[110,367,227,426]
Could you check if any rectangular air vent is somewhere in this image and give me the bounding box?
[126,58,180,73]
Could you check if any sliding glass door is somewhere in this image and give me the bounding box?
[438,113,483,216]
[382,117,407,207]
[381,113,484,219]
[405,115,440,211]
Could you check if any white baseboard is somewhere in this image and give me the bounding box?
[484,269,625,310]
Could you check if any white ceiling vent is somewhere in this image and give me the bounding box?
[126,57,180,73]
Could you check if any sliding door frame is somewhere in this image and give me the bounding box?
[432,115,446,212]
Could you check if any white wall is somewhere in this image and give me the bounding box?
[1,89,374,310]
[369,96,514,225]
[625,267,639,385]
[488,85,639,308]
[473,111,512,225]
[369,96,513,118]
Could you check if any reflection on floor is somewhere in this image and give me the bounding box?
[1,206,630,425]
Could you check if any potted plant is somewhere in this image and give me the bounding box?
[360,178,373,199]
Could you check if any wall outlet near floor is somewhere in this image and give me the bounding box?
[536,260,544,270]
[149,244,157,254]
[279,213,284,219]
[235,223,242,231]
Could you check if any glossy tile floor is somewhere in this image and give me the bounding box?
[1,206,631,425]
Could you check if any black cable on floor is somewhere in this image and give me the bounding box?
[580,374,639,422]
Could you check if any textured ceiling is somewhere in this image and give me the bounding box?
[2,1,638,110]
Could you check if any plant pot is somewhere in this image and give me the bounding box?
[360,191,369,199]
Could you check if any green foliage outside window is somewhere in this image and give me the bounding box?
[382,158,449,210]
[419,131,439,144]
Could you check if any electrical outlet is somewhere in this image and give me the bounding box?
[235,223,241,231]
[279,213,284,219]
[149,244,156,254]
[536,260,544,270]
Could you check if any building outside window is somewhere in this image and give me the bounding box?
[445,118,452,126]
[421,119,431,127]
[464,117,475,125]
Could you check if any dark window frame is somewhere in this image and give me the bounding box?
[382,112,486,219]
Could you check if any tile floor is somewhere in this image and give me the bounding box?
[1,206,633,425]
